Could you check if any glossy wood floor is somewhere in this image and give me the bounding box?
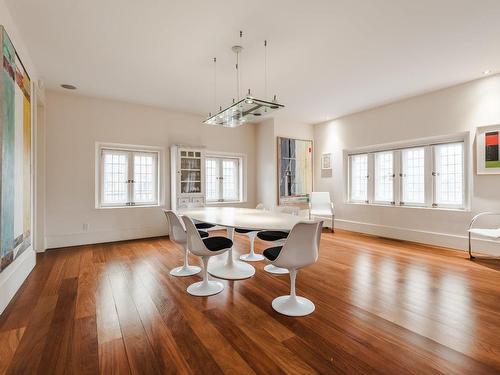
[1,230,500,374]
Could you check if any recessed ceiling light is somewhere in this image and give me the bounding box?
[61,84,77,90]
[483,70,491,75]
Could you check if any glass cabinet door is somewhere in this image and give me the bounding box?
[179,150,202,194]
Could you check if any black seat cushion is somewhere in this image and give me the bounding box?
[195,222,215,229]
[257,231,289,242]
[203,236,233,251]
[198,230,209,238]
[235,228,259,234]
[263,246,282,261]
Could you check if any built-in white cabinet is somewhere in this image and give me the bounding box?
[170,145,205,210]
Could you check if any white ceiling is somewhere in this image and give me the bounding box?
[6,0,500,124]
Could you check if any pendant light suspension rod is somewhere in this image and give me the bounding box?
[234,30,243,101]
[213,57,217,113]
[264,40,268,101]
[236,50,240,101]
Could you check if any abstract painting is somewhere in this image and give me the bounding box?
[277,137,313,206]
[476,125,500,175]
[0,25,32,273]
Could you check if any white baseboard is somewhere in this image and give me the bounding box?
[0,248,36,314]
[43,219,500,256]
[45,226,168,249]
[335,218,500,256]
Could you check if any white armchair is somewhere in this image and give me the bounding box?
[468,212,500,259]
[309,192,335,232]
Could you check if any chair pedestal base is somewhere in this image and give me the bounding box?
[239,253,265,262]
[187,280,224,296]
[264,264,289,274]
[272,295,315,316]
[170,265,201,277]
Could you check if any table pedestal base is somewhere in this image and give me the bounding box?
[239,253,265,262]
[208,228,255,280]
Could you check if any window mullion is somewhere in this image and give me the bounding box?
[218,158,224,202]
[425,146,434,208]
[367,153,374,204]
[100,150,105,206]
[128,152,134,205]
[393,150,401,205]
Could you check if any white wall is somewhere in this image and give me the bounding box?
[0,0,39,313]
[256,119,276,209]
[44,91,257,248]
[314,74,500,254]
[274,118,314,142]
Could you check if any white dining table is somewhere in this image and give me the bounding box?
[178,207,314,280]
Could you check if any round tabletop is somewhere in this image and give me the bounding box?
[178,206,314,231]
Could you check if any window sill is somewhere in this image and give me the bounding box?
[345,201,471,213]
[95,204,161,210]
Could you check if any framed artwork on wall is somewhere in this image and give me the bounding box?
[321,153,332,170]
[0,25,32,273]
[277,137,313,206]
[476,124,500,174]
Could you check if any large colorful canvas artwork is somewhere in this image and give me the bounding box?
[0,26,32,273]
[477,125,500,175]
[277,137,313,206]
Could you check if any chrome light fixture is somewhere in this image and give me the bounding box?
[204,95,284,127]
[204,32,284,128]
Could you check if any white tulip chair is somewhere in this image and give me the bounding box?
[181,216,232,296]
[263,221,323,316]
[163,209,202,277]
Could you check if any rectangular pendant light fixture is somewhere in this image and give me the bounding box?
[204,96,284,128]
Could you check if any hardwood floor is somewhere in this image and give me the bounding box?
[1,229,500,374]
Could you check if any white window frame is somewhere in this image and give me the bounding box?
[95,142,162,209]
[205,151,246,204]
[344,132,469,210]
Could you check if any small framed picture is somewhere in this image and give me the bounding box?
[477,125,500,174]
[321,153,332,170]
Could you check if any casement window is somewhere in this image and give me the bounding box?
[433,142,464,208]
[374,151,395,204]
[349,154,369,203]
[205,156,242,202]
[97,145,160,208]
[347,135,467,210]
[401,147,425,205]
